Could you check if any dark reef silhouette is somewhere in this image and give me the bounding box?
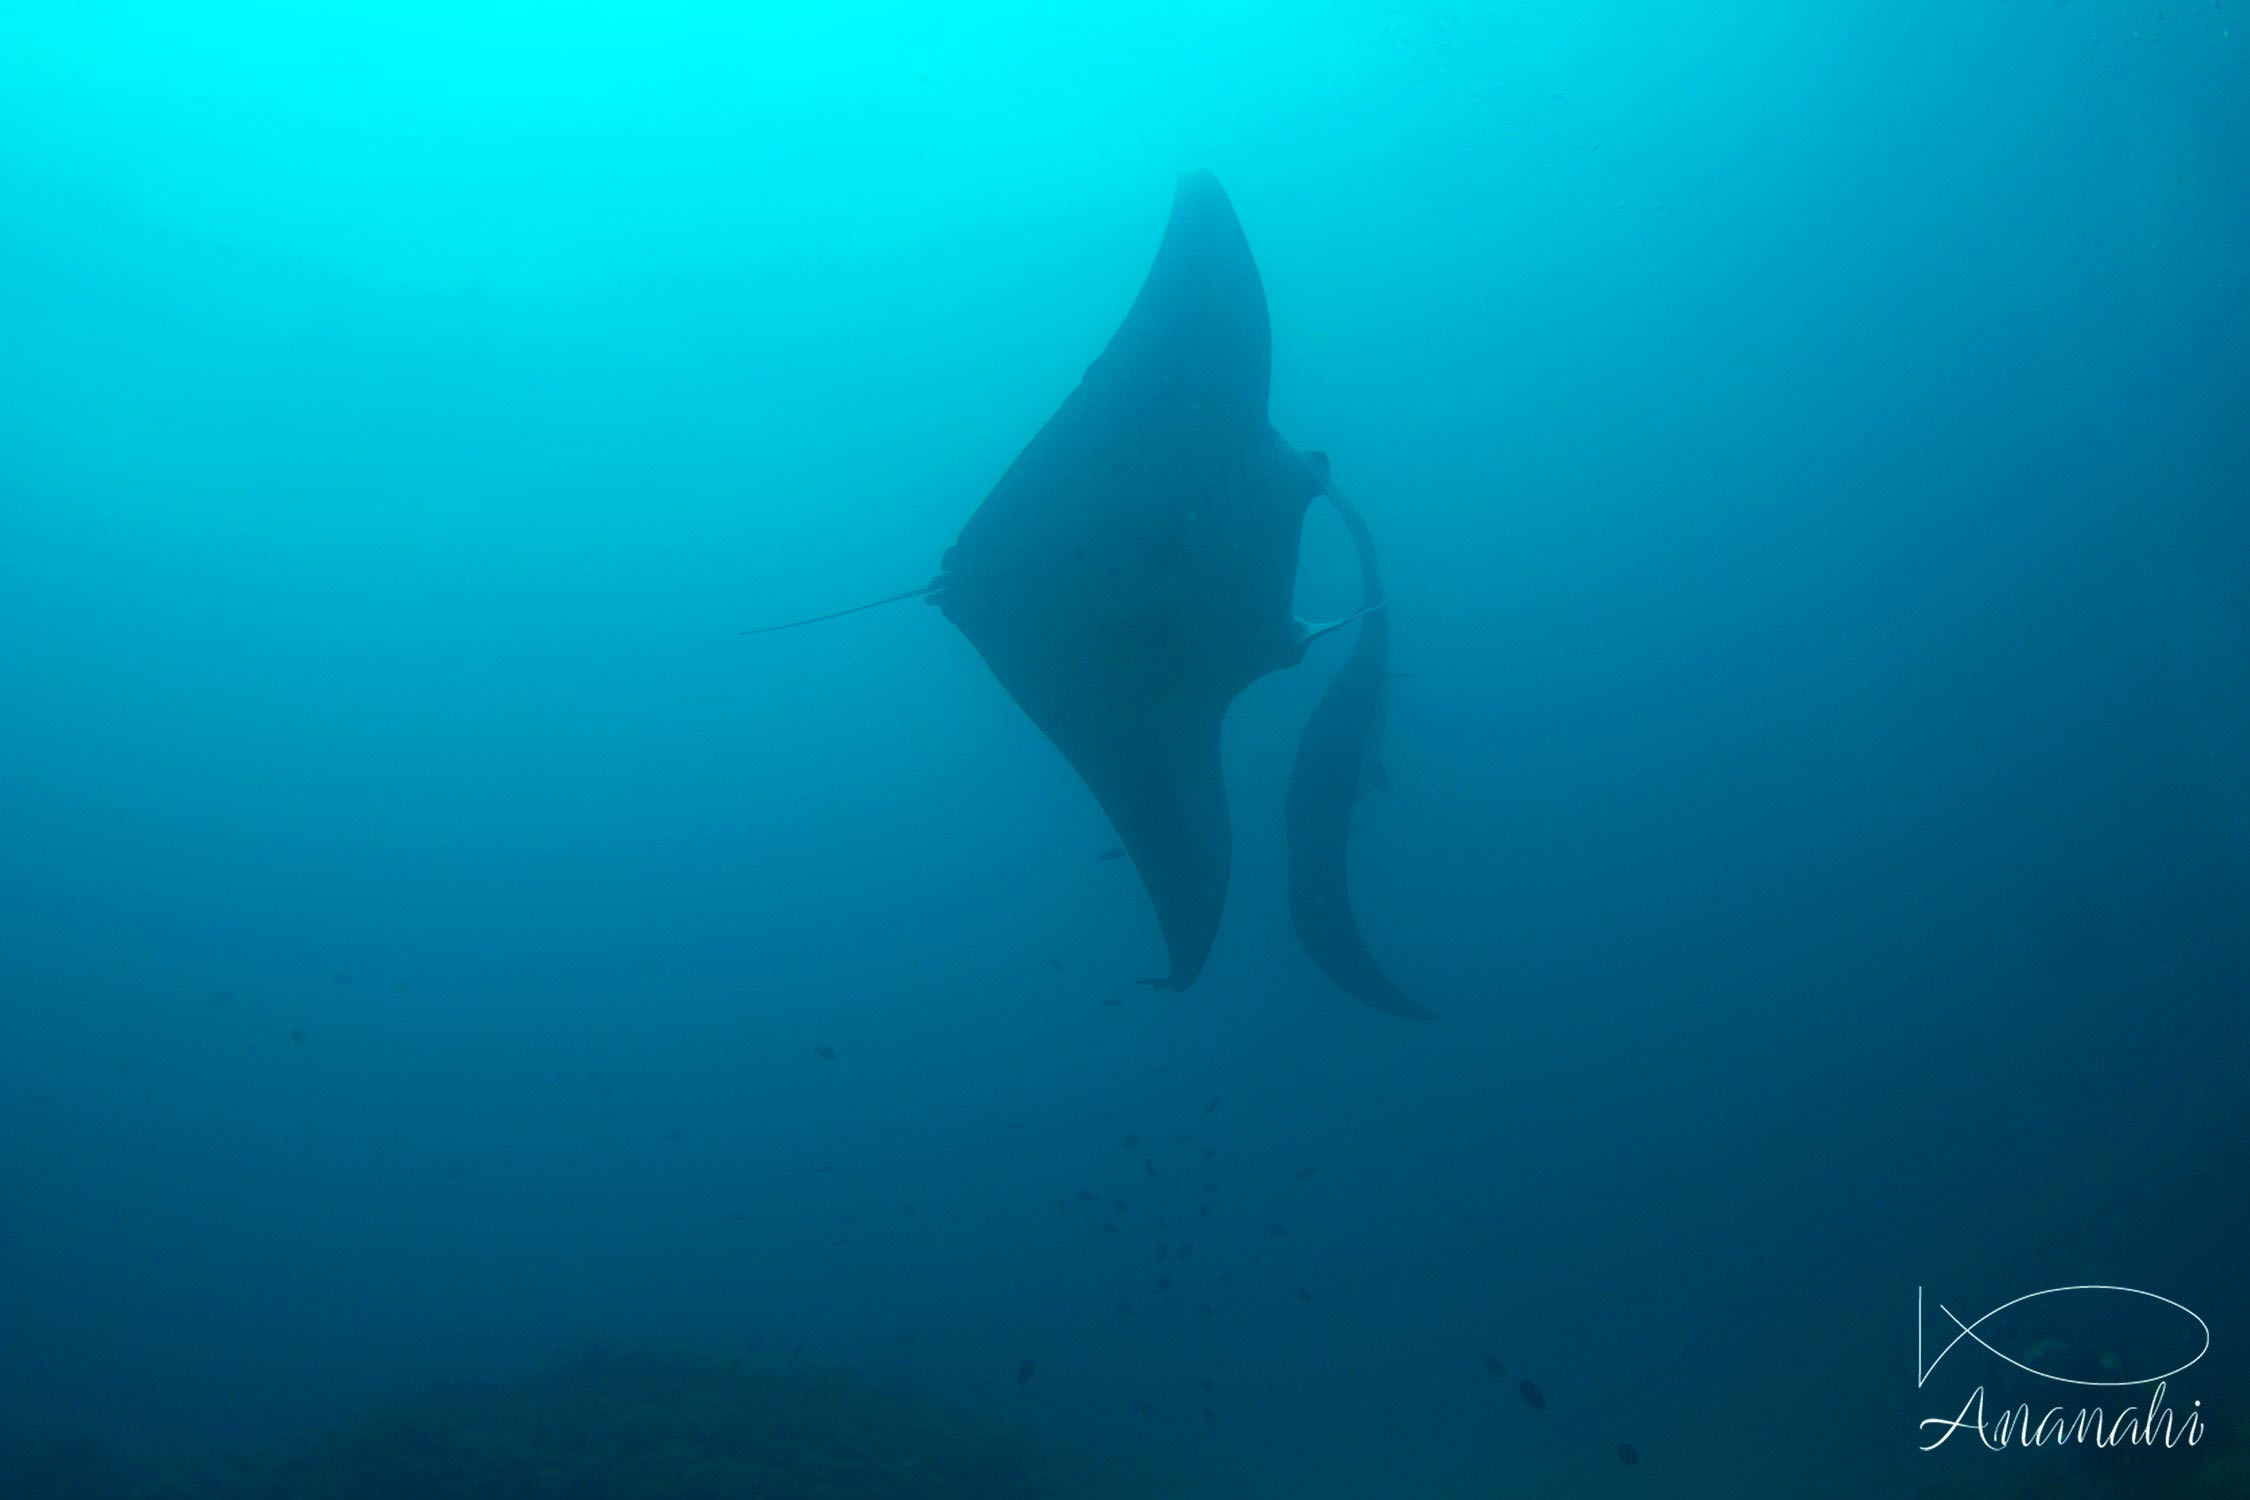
[1,1346,1143,1500]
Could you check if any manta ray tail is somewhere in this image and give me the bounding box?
[740,583,941,636]
[1295,600,1387,650]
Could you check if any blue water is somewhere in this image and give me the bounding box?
[3,4,2244,1497]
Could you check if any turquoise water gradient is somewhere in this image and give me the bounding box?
[3,5,2244,1496]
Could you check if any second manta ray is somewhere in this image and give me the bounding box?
[1282,470,1431,1019]
[752,171,1420,1010]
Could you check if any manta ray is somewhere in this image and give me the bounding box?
[751,171,1415,1007]
[1282,474,1431,1018]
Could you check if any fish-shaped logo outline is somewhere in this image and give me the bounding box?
[1916,1284,2209,1389]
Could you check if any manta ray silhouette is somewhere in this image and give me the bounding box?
[750,171,1413,1007]
[1283,472,1430,1018]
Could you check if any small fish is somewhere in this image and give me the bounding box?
[1296,1287,1311,1303]
[1177,1242,1194,1259]
[1049,958,1065,972]
[1122,1133,1141,1148]
[442,1164,465,1181]
[1134,1399,1151,1418]
[1076,1190,1099,1201]
[1269,1221,1285,1238]
[1115,1301,1135,1314]
[1113,1198,1128,1215]
[1017,1359,1036,1384]
[1156,1244,1169,1261]
[1145,1159,1157,1176]
[1200,1145,1215,1159]
[1483,1355,1505,1378]
[1204,1409,1217,1425]
[331,973,350,986]
[1199,1379,1213,1391]
[1101,1221,1120,1235]
[811,1164,834,1174]
[1097,847,1126,861]
[288,1027,306,1046]
[1218,1271,1233,1286]
[813,1045,837,1061]
[1520,1380,1546,1412]
[663,1126,684,1142]
[1198,1303,1213,1317]
[1135,976,1170,989]
[787,1344,802,1361]
[1617,1443,1640,1466]
[1197,1204,1210,1218]
[1204,1096,1222,1114]
[393,980,413,993]
[1155,1274,1171,1293]
[1100,998,1123,1007]
[1293,1165,1318,1181]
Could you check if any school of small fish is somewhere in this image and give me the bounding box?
[181,953,1643,1476]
